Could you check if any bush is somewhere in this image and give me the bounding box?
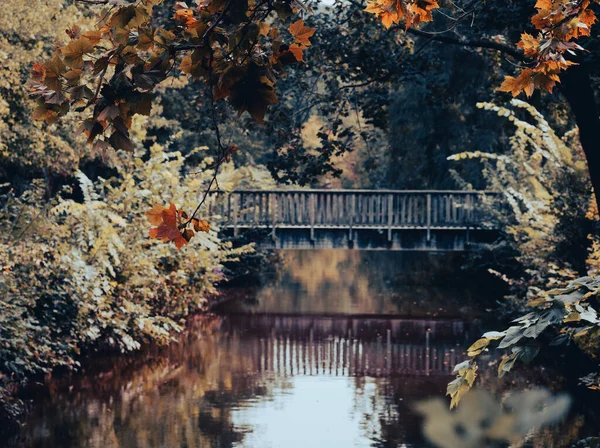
[0,142,252,421]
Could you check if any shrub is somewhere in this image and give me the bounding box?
[0,142,252,421]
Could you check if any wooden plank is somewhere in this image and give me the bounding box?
[266,192,271,225]
[387,194,393,241]
[310,194,315,241]
[233,194,239,237]
[349,194,354,240]
[426,193,431,242]
[332,193,339,225]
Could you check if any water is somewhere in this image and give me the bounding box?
[8,251,599,447]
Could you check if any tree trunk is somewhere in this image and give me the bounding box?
[560,65,600,213]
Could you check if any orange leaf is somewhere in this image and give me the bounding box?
[498,69,535,97]
[31,63,47,82]
[192,218,210,232]
[147,203,191,248]
[289,19,316,46]
[517,33,540,57]
[289,44,304,62]
[146,203,166,225]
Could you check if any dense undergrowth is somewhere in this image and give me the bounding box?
[447,100,600,413]
[0,138,274,427]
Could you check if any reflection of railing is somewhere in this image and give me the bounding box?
[207,190,497,234]
[222,332,463,377]
[220,315,469,377]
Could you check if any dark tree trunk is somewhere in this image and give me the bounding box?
[560,65,600,212]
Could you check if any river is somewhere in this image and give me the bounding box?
[8,251,599,447]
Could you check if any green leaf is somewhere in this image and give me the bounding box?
[498,326,524,349]
[482,331,506,340]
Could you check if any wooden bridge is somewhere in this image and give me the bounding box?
[207,190,498,250]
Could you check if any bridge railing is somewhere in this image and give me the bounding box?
[205,190,498,231]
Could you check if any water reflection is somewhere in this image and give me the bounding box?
[9,251,593,447]
[226,250,487,317]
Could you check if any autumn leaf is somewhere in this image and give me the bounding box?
[517,33,540,57]
[192,218,210,232]
[146,203,166,225]
[289,19,316,46]
[228,78,279,124]
[174,8,197,26]
[31,63,47,82]
[147,203,190,249]
[82,30,103,45]
[466,338,490,357]
[108,130,135,152]
[288,43,305,62]
[499,69,535,97]
[61,37,94,68]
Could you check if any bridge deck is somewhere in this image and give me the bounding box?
[207,190,498,250]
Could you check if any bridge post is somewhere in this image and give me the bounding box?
[349,194,355,243]
[233,194,239,237]
[426,193,432,243]
[387,194,393,242]
[309,193,315,242]
[227,193,232,223]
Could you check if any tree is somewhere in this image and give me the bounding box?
[27,0,600,244]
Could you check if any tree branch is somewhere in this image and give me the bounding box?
[403,28,528,62]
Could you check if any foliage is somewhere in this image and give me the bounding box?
[25,2,600,207]
[0,137,251,420]
[28,0,316,153]
[363,0,599,98]
[447,100,598,407]
[0,0,97,183]
[449,99,591,305]
[499,0,599,97]
[449,275,600,408]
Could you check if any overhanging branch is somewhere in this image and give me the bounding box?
[403,28,528,62]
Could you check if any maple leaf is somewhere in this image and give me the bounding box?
[517,33,540,57]
[61,38,94,69]
[535,0,553,9]
[288,43,305,62]
[499,69,535,97]
[228,78,279,124]
[380,11,400,29]
[146,203,166,225]
[534,72,559,93]
[407,0,439,27]
[82,30,103,45]
[31,63,47,83]
[289,19,316,46]
[147,203,190,249]
[174,8,197,26]
[214,64,246,101]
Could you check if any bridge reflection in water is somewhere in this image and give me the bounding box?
[222,314,467,378]
[11,251,482,448]
[12,313,472,448]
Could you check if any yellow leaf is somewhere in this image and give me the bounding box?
[61,38,94,68]
[467,338,490,357]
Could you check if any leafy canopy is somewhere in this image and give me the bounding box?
[29,0,316,154]
[27,0,600,246]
